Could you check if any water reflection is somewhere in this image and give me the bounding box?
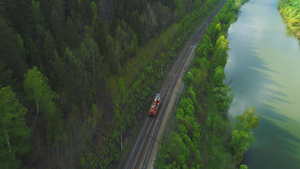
[224,0,300,168]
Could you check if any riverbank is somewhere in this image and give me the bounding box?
[278,0,300,38]
[155,0,255,168]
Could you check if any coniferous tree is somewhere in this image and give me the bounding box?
[80,33,102,84]
[50,1,65,55]
[0,0,234,168]
[0,60,15,87]
[91,15,107,55]
[105,35,122,74]
[65,17,80,49]
[43,30,56,69]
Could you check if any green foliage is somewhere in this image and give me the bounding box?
[230,107,258,164]
[174,0,185,17]
[165,132,189,165]
[65,17,80,49]
[24,66,63,145]
[0,16,26,80]
[43,30,56,62]
[80,31,103,84]
[0,0,251,168]
[90,2,97,17]
[0,86,31,169]
[213,85,234,113]
[236,106,259,130]
[240,164,248,169]
[185,71,193,85]
[157,0,253,168]
[230,129,251,153]
[278,0,300,38]
[105,35,122,74]
[80,152,97,169]
[0,60,15,87]
[214,66,226,84]
[212,35,229,68]
[212,66,234,113]
[31,0,43,23]
[50,1,65,54]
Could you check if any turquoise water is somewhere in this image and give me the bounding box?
[224,0,300,168]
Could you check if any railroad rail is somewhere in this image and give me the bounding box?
[122,1,227,168]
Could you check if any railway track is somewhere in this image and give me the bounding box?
[122,1,227,168]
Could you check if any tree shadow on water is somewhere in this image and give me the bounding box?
[244,115,300,169]
[226,38,300,168]
[240,54,300,169]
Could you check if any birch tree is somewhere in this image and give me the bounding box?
[0,86,31,169]
[24,66,62,144]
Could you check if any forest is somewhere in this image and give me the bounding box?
[0,0,240,168]
[155,0,259,168]
[278,0,300,39]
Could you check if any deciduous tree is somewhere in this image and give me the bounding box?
[212,35,229,68]
[0,86,31,169]
[24,66,62,144]
[236,106,259,131]
[230,106,258,163]
[230,129,251,153]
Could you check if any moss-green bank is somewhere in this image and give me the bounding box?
[278,0,300,38]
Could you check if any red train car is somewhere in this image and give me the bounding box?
[149,94,161,116]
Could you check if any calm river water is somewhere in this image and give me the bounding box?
[224,0,300,168]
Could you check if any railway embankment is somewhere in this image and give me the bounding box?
[155,0,255,168]
[119,1,229,168]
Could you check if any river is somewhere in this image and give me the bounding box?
[224,0,300,168]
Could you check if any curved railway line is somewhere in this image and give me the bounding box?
[122,1,227,168]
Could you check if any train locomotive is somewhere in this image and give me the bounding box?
[149,94,161,116]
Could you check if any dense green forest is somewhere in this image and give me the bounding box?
[278,0,300,39]
[155,0,259,168]
[0,0,236,168]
